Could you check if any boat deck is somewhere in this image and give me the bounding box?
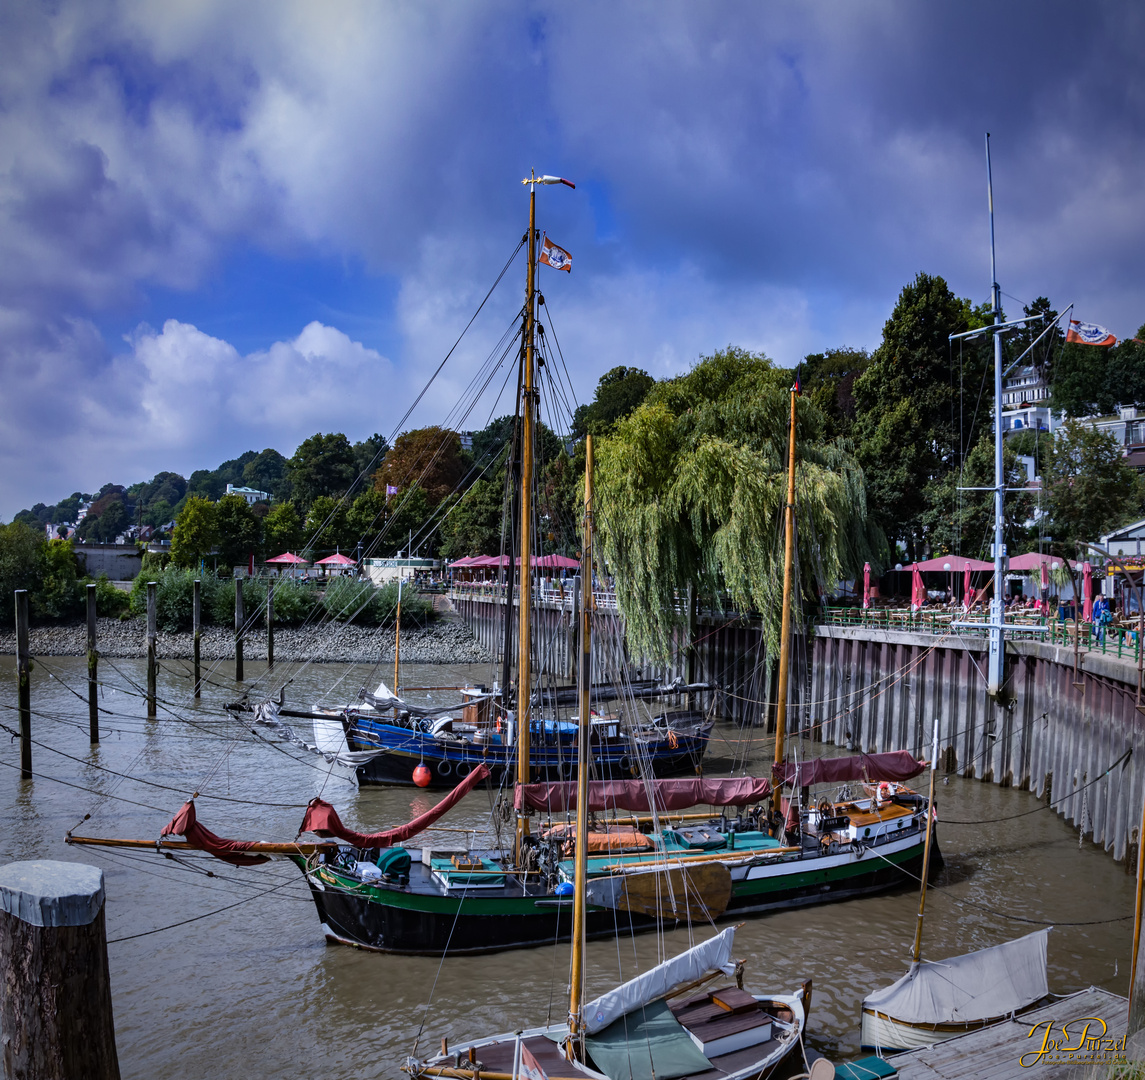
[880,987,1128,1079]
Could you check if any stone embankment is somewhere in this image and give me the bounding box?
[0,615,490,665]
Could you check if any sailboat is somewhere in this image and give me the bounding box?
[65,175,937,959]
[402,405,809,1080]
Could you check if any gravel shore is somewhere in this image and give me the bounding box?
[0,614,490,665]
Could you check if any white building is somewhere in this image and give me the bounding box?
[999,365,1057,434]
[224,484,271,505]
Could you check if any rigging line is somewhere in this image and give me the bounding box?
[940,748,1132,825]
[106,873,303,944]
[864,846,1131,928]
[0,719,305,808]
[0,755,171,813]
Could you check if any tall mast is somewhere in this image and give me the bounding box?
[911,726,939,962]
[986,132,1006,696]
[568,433,594,1058]
[514,178,538,864]
[772,385,798,815]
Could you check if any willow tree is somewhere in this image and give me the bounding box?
[595,347,885,662]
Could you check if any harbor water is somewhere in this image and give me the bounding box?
[0,652,1135,1078]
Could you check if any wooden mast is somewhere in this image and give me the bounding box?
[911,727,939,963]
[568,434,594,1057]
[772,385,798,816]
[393,574,403,716]
[514,177,538,865]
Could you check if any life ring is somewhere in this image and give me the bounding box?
[436,759,453,777]
[877,781,897,803]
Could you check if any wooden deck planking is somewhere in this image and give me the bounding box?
[884,988,1128,1080]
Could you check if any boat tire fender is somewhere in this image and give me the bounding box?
[456,761,471,777]
[437,759,453,777]
[619,756,632,774]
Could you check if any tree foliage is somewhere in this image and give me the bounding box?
[287,432,356,511]
[376,427,466,507]
[170,497,219,569]
[596,347,885,660]
[1043,420,1145,548]
[215,493,262,567]
[263,501,303,556]
[572,366,656,439]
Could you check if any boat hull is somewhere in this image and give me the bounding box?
[347,721,712,788]
[294,830,938,955]
[859,1006,1001,1053]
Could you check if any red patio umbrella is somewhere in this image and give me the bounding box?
[266,552,310,565]
[862,563,871,609]
[911,566,925,612]
[316,553,357,567]
[962,564,972,608]
[1083,562,1093,621]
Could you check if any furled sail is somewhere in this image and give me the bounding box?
[299,763,491,847]
[773,750,926,788]
[514,776,771,814]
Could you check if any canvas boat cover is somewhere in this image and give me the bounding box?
[582,926,738,1035]
[515,777,771,814]
[862,929,1049,1026]
[356,681,497,718]
[584,998,713,1080]
[773,750,926,788]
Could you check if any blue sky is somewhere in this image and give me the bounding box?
[2,1,1144,519]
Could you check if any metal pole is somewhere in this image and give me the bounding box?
[234,577,244,682]
[192,579,201,698]
[146,582,157,718]
[986,133,1006,697]
[15,591,31,779]
[87,583,99,743]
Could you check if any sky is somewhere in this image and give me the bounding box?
[2,1,1144,520]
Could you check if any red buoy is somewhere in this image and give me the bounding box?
[413,764,431,788]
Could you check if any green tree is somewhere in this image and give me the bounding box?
[242,449,290,501]
[1043,420,1145,548]
[852,272,991,557]
[798,347,869,439]
[263,501,303,555]
[439,476,509,557]
[304,495,354,555]
[170,497,219,569]
[596,347,884,659]
[1051,342,1115,417]
[351,433,390,491]
[34,538,82,620]
[381,485,435,556]
[0,521,44,627]
[921,434,1033,560]
[571,366,656,439]
[1102,337,1145,411]
[216,493,262,568]
[287,432,356,511]
[347,488,389,556]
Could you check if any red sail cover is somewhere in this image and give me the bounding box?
[161,800,271,867]
[300,763,491,847]
[514,776,771,814]
[773,750,926,788]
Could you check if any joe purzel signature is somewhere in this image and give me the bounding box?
[1019,1016,1128,1067]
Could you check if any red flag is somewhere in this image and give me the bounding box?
[518,1044,548,1080]
[539,235,571,272]
[1066,319,1116,346]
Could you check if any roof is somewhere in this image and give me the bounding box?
[1102,516,1145,542]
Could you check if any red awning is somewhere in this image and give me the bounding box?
[266,552,310,565]
[514,776,771,814]
[903,556,993,572]
[772,750,927,788]
[316,552,356,566]
[1007,552,1078,571]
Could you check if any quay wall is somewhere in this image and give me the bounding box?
[453,591,1145,862]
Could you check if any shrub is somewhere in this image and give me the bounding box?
[83,574,131,618]
[322,577,433,626]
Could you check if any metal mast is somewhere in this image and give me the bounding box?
[986,132,1006,696]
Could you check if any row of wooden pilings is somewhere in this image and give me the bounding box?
[453,591,1145,863]
[13,579,273,777]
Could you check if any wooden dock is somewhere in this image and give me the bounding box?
[875,987,1129,1079]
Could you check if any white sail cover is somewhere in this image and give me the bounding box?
[862,929,1049,1025]
[582,926,737,1035]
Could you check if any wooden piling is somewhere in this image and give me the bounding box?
[15,590,31,779]
[87,583,99,744]
[267,577,275,669]
[235,577,244,682]
[146,582,157,718]
[0,860,120,1080]
[192,579,201,698]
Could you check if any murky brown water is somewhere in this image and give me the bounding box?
[0,651,1135,1078]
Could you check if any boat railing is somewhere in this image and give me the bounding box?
[820,606,1142,661]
